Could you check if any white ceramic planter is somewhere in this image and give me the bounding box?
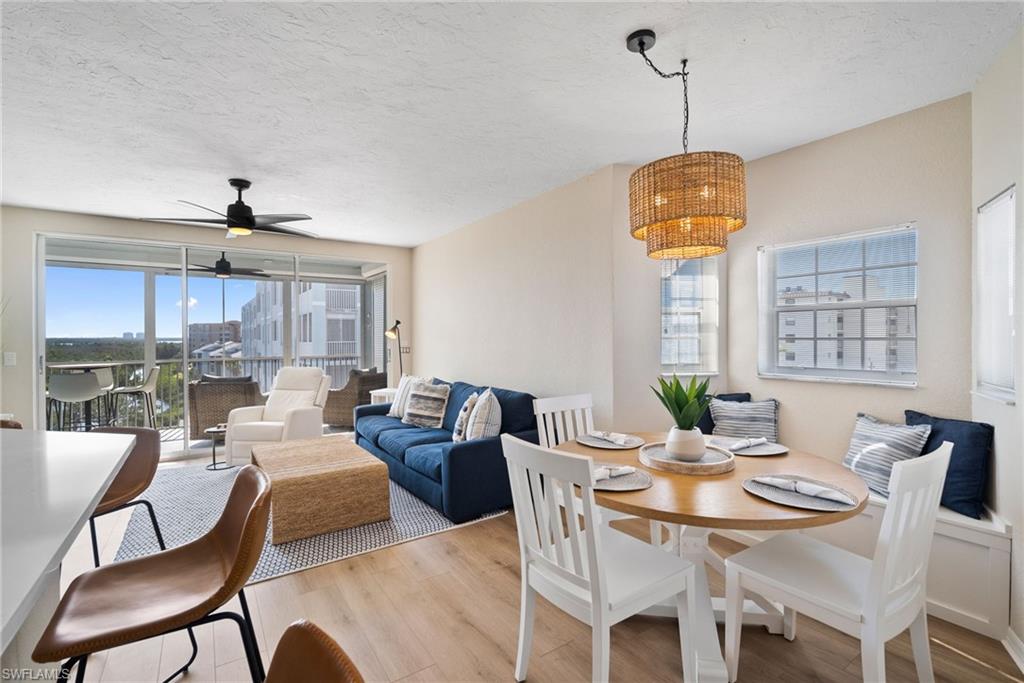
[665,426,705,461]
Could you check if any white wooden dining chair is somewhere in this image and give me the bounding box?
[724,443,953,683]
[533,394,595,448]
[502,434,697,682]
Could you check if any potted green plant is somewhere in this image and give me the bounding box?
[651,375,712,461]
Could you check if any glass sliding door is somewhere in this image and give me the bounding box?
[295,256,386,389]
[42,237,186,453]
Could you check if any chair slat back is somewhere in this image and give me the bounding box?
[502,435,605,597]
[533,394,595,447]
[866,443,952,616]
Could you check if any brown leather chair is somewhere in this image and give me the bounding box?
[265,620,365,683]
[0,419,23,429]
[87,427,163,568]
[33,465,271,683]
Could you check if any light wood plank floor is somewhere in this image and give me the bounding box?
[60,461,1022,683]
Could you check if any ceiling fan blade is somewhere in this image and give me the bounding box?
[255,223,319,239]
[230,269,271,278]
[188,266,217,272]
[143,217,230,225]
[253,214,312,226]
[178,200,228,218]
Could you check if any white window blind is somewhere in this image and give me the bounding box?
[757,224,918,385]
[661,257,719,374]
[975,186,1016,400]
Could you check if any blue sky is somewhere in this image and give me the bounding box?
[46,266,260,338]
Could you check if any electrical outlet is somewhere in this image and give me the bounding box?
[400,346,411,354]
[2,351,15,367]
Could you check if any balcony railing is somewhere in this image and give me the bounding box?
[46,354,366,440]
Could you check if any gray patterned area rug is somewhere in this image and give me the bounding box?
[114,465,505,583]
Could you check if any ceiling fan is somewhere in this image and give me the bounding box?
[190,252,269,279]
[144,178,317,238]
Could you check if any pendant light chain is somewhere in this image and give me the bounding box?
[638,45,689,153]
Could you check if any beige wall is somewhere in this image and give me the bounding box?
[0,206,413,425]
[412,167,617,424]
[726,95,973,462]
[971,27,1024,646]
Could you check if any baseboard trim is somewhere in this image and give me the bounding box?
[1004,628,1024,675]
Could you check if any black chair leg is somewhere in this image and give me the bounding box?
[88,517,100,568]
[238,589,265,681]
[57,655,86,683]
[160,626,198,683]
[140,499,167,550]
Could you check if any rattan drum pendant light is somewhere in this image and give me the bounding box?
[626,29,746,259]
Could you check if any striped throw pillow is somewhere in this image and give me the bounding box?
[710,398,779,442]
[465,389,502,441]
[843,414,931,497]
[388,374,431,418]
[452,392,479,443]
[401,381,451,429]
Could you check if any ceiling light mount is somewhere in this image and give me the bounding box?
[626,29,656,53]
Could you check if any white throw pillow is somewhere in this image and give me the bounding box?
[452,392,479,443]
[843,413,931,497]
[388,374,430,418]
[401,381,451,429]
[709,398,779,442]
[465,389,502,441]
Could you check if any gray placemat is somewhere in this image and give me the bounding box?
[593,465,653,491]
[576,433,646,450]
[741,475,857,512]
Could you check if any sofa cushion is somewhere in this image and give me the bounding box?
[905,410,994,519]
[402,381,451,428]
[404,441,456,482]
[697,392,751,434]
[439,381,485,432]
[490,386,536,433]
[230,421,284,442]
[378,427,453,460]
[355,415,415,446]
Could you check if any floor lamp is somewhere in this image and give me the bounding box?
[385,320,403,376]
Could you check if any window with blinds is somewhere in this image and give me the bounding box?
[757,224,918,385]
[369,275,386,371]
[975,187,1016,401]
[661,257,719,374]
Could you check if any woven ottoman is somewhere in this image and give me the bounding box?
[251,436,390,544]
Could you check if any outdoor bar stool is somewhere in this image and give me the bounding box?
[265,620,365,683]
[93,367,116,426]
[112,366,160,427]
[33,465,272,683]
[87,427,164,568]
[47,372,102,431]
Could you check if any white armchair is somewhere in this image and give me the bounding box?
[225,367,330,464]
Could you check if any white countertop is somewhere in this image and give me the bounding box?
[1,430,135,651]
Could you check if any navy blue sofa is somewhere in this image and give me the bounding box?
[354,379,539,523]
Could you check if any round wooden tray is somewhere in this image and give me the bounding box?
[638,442,736,475]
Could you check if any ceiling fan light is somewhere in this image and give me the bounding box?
[215,272,230,279]
[629,151,747,253]
[228,225,253,236]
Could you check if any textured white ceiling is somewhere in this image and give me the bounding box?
[2,3,1021,246]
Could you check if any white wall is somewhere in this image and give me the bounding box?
[412,167,617,424]
[726,95,973,461]
[971,27,1024,650]
[0,206,414,425]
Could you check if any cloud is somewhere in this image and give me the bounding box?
[176,297,198,309]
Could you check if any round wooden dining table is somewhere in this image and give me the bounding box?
[555,432,869,683]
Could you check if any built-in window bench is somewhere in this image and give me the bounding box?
[721,495,1012,639]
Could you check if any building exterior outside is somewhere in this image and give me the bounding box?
[188,320,241,353]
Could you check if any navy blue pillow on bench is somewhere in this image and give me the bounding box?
[904,410,994,520]
[697,393,751,435]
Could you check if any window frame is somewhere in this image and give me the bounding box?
[757,223,919,388]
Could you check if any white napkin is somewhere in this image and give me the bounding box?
[729,437,769,452]
[589,430,631,446]
[594,465,636,482]
[751,476,855,505]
